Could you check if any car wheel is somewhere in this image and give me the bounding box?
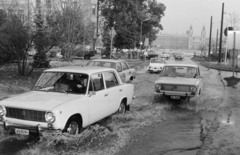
[64,117,82,135]
[118,101,126,114]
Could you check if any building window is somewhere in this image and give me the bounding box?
[92,5,96,15]
[46,0,51,11]
[62,0,67,9]
[73,0,77,9]
[18,10,24,21]
[36,0,41,9]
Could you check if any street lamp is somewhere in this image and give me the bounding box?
[140,17,151,55]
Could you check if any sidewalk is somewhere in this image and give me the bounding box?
[192,58,240,73]
[194,58,240,155]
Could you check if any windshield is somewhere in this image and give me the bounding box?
[86,61,116,69]
[150,59,165,64]
[161,66,197,78]
[33,72,89,94]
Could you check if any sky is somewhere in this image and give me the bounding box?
[157,0,240,37]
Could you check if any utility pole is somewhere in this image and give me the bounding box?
[215,29,219,55]
[219,3,224,63]
[208,16,213,59]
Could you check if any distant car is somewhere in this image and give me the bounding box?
[154,64,203,101]
[148,58,166,73]
[174,52,185,60]
[160,53,170,60]
[140,50,158,60]
[0,66,135,135]
[86,59,136,83]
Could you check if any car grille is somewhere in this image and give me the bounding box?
[6,107,46,122]
[162,84,190,92]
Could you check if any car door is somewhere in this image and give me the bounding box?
[103,71,122,113]
[120,61,131,82]
[116,62,125,83]
[88,73,109,124]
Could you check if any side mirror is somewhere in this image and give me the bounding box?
[88,91,96,97]
[117,68,122,72]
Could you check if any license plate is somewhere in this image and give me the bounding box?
[171,96,180,99]
[15,128,29,135]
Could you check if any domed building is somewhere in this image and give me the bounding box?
[153,25,208,50]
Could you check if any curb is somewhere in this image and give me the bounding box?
[191,58,240,73]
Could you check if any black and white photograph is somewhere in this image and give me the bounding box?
[0,0,240,155]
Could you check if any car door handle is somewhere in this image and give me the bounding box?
[119,89,122,92]
[105,94,108,97]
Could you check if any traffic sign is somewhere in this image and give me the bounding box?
[227,31,240,49]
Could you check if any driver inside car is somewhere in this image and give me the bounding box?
[69,75,87,94]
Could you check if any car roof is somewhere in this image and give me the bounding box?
[44,66,116,74]
[164,64,198,67]
[88,59,125,63]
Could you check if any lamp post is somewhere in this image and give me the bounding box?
[218,3,224,63]
[208,16,213,60]
[140,17,151,55]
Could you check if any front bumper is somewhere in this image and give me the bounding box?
[0,120,57,134]
[148,69,162,72]
[154,91,196,97]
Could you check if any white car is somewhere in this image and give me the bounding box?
[0,66,135,135]
[148,58,166,73]
[154,64,203,100]
[86,59,136,83]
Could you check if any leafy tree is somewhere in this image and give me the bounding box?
[33,10,50,68]
[99,0,166,56]
[0,13,34,75]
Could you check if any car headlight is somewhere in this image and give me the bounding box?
[45,112,55,123]
[155,84,162,92]
[0,106,6,117]
[190,86,197,92]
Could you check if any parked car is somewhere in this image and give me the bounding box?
[174,52,185,60]
[86,59,136,83]
[0,66,135,135]
[154,64,203,100]
[148,58,166,73]
[160,52,170,60]
[140,50,158,60]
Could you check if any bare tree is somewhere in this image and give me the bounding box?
[49,1,95,61]
[226,12,240,30]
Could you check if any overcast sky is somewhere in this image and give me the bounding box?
[157,0,240,37]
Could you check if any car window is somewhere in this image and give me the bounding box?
[86,61,116,69]
[103,72,119,88]
[89,73,104,92]
[116,62,122,72]
[33,72,89,94]
[121,62,129,70]
[162,66,197,78]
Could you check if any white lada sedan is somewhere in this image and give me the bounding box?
[154,64,203,100]
[148,58,166,73]
[86,59,136,83]
[0,66,135,135]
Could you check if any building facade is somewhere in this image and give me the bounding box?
[153,25,207,50]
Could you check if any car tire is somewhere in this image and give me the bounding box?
[64,117,82,135]
[118,101,126,114]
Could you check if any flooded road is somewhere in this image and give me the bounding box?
[117,54,226,155]
[0,54,230,155]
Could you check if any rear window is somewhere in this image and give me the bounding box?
[86,61,116,69]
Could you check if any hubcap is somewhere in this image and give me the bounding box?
[67,121,79,135]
